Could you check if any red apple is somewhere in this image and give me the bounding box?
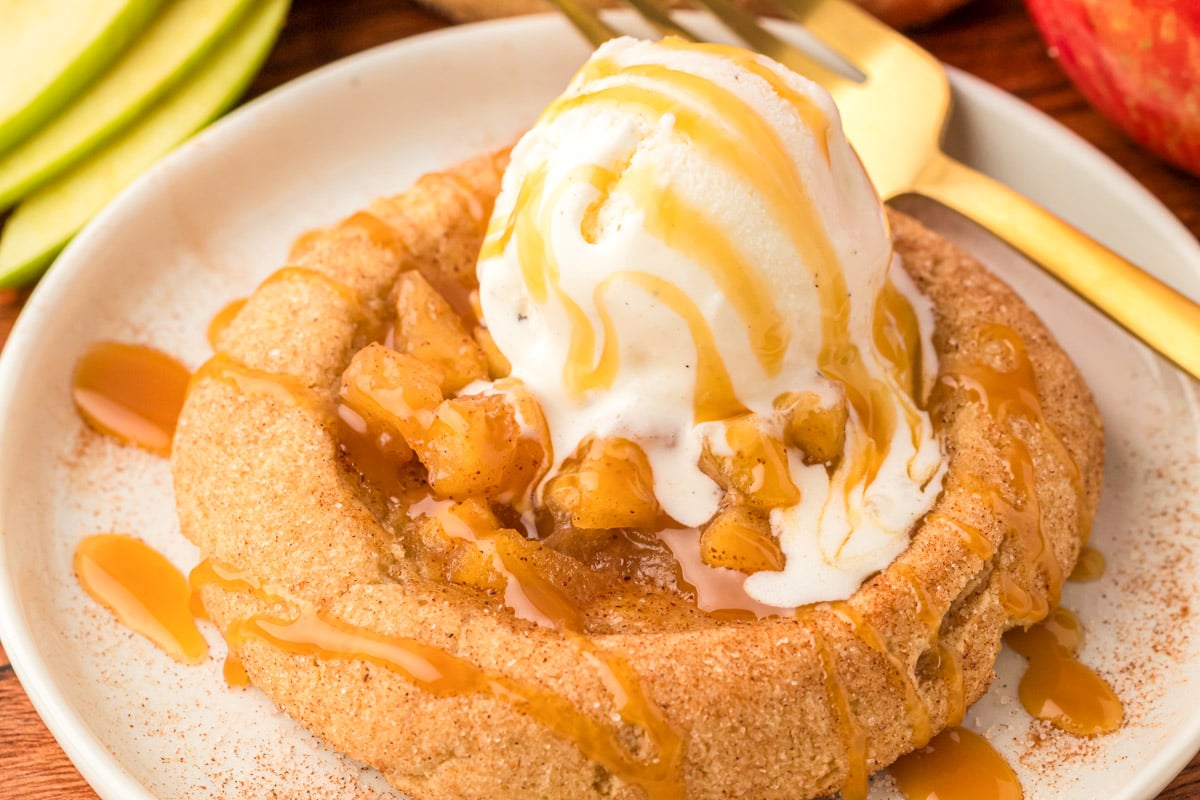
[1024,0,1200,176]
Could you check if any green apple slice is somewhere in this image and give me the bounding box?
[0,0,258,210]
[0,0,166,155]
[0,0,289,288]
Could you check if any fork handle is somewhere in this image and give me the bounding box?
[912,152,1200,382]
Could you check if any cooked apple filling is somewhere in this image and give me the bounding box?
[333,265,880,607]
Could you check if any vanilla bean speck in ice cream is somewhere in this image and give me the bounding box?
[477,37,946,608]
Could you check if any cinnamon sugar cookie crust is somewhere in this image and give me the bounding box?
[173,150,1102,800]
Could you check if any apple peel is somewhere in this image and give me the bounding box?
[0,0,290,289]
[0,0,260,211]
[1026,0,1200,177]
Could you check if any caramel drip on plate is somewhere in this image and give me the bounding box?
[1068,545,1106,583]
[71,341,192,456]
[938,324,1079,624]
[1004,607,1123,736]
[74,534,208,664]
[223,650,251,686]
[191,558,686,799]
[889,726,1023,800]
[830,602,932,748]
[207,298,247,350]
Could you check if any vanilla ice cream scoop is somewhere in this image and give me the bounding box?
[477,37,944,609]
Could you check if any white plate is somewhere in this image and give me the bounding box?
[1,13,1199,800]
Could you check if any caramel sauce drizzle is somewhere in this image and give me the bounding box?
[927,512,996,562]
[339,210,405,258]
[82,156,1105,797]
[74,534,208,664]
[830,602,932,748]
[260,264,363,311]
[928,326,1120,737]
[336,403,418,503]
[482,51,923,514]
[809,623,868,800]
[191,557,686,799]
[890,726,1023,800]
[657,38,833,164]
[207,298,247,350]
[191,353,331,422]
[1004,607,1123,736]
[71,341,192,456]
[935,640,966,728]
[889,562,939,637]
[874,279,923,405]
[482,160,755,420]
[873,278,929,469]
[432,502,585,631]
[191,258,687,793]
[890,561,966,727]
[486,51,907,464]
[69,200,689,793]
[605,270,747,422]
[937,324,1078,625]
[551,64,807,370]
[423,503,686,792]
[656,527,785,619]
[622,164,789,379]
[223,650,251,686]
[1068,545,1106,583]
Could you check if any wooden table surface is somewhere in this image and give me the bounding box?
[1,0,1198,797]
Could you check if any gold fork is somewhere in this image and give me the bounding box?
[547,0,1200,382]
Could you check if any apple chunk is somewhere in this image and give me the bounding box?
[393,269,488,394]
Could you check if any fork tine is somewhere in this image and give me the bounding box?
[771,0,936,77]
[625,0,706,39]
[545,0,618,48]
[691,0,853,88]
